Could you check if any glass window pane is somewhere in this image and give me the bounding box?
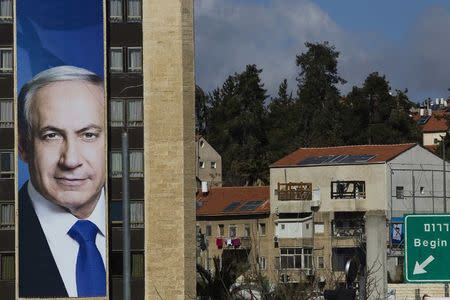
[110,100,124,126]
[110,0,122,21]
[110,48,123,72]
[110,152,122,177]
[127,99,143,126]
[129,151,143,177]
[127,0,141,21]
[0,152,12,172]
[110,201,122,222]
[128,48,142,71]
[130,201,144,228]
[132,253,144,278]
[1,254,14,280]
[0,100,13,127]
[0,0,12,19]
[1,204,14,229]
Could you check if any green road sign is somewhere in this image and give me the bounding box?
[405,214,450,282]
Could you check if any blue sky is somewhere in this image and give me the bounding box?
[195,0,450,102]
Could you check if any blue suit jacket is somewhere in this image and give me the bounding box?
[19,183,68,297]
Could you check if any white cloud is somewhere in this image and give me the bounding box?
[195,1,450,101]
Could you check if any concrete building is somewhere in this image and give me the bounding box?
[196,136,222,187]
[0,0,196,299]
[270,143,450,298]
[196,186,275,281]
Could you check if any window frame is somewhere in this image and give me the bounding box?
[0,151,14,178]
[229,224,237,238]
[0,202,14,230]
[258,223,266,236]
[109,0,123,22]
[0,0,12,23]
[127,47,142,72]
[0,48,13,73]
[109,47,124,72]
[279,247,313,270]
[109,150,144,178]
[0,99,13,128]
[126,0,142,22]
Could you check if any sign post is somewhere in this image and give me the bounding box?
[405,215,450,282]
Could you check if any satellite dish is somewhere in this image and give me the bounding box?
[345,257,360,285]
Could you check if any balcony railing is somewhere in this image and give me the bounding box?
[332,219,365,238]
[331,180,366,199]
[277,182,312,201]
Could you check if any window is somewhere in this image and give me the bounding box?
[205,224,212,237]
[314,223,324,234]
[229,224,237,238]
[0,100,13,128]
[127,47,142,72]
[258,223,266,236]
[317,256,324,269]
[0,48,12,72]
[396,186,404,199]
[258,256,266,270]
[280,248,312,269]
[331,181,366,199]
[420,187,425,195]
[110,152,122,177]
[109,0,122,21]
[0,0,12,22]
[127,0,141,22]
[110,47,123,72]
[0,253,14,280]
[218,224,224,236]
[281,224,285,230]
[199,161,205,169]
[129,150,144,177]
[110,100,124,127]
[132,253,144,278]
[127,99,143,126]
[0,203,14,229]
[199,140,204,148]
[211,161,217,169]
[332,247,358,271]
[0,152,13,178]
[434,138,439,144]
[243,224,250,237]
[130,201,144,228]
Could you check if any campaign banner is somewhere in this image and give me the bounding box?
[16,0,107,297]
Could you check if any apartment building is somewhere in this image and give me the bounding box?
[0,0,14,298]
[0,1,196,299]
[270,143,450,294]
[196,186,275,281]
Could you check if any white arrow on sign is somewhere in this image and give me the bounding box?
[413,255,435,275]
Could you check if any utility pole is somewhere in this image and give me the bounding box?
[444,136,447,213]
[122,131,131,300]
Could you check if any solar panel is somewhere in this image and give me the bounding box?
[239,200,263,211]
[417,116,431,125]
[298,154,376,166]
[223,201,241,212]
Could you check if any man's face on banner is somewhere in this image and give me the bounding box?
[25,80,105,219]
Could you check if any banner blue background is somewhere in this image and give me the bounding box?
[17,0,104,187]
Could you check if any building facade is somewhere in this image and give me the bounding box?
[270,143,450,298]
[196,136,222,187]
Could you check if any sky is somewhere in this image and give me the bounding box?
[195,0,450,103]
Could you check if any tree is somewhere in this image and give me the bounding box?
[295,41,347,147]
[206,64,269,186]
[195,85,209,136]
[341,72,420,145]
[266,79,298,163]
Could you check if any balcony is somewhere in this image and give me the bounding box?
[277,182,312,201]
[331,181,365,199]
[332,213,365,238]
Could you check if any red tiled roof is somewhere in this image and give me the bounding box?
[425,144,438,153]
[413,112,449,133]
[196,186,270,217]
[271,143,417,167]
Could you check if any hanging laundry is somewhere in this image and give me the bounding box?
[216,238,223,249]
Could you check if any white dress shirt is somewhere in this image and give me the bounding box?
[28,181,106,297]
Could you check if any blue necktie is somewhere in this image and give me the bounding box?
[68,220,106,297]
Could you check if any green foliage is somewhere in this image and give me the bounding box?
[295,41,346,147]
[196,42,421,187]
[206,65,269,186]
